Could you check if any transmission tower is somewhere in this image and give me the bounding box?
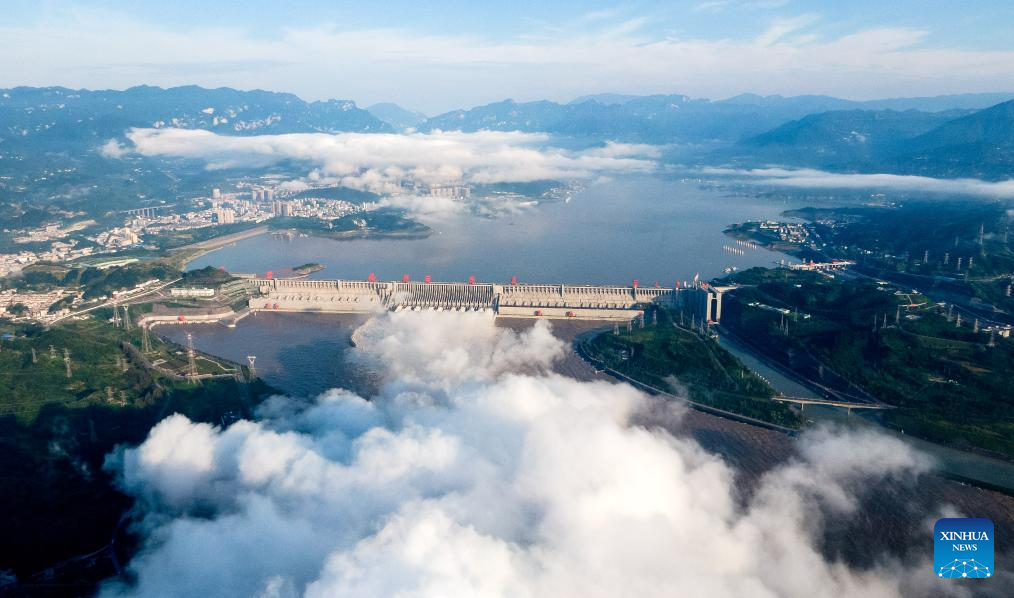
[141,325,153,353]
[31,347,37,363]
[63,348,72,378]
[246,355,257,380]
[186,333,198,381]
[122,305,132,330]
[112,301,120,327]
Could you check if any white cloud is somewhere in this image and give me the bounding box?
[754,14,821,46]
[2,9,1014,112]
[100,138,129,158]
[113,128,657,193]
[99,310,957,598]
[703,167,1014,198]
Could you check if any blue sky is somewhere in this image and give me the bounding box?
[3,1,1014,113]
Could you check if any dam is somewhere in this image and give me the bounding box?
[246,276,724,322]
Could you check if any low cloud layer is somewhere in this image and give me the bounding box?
[704,167,1014,198]
[108,128,656,193]
[101,311,956,598]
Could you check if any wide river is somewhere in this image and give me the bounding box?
[174,175,1014,491]
[188,177,790,284]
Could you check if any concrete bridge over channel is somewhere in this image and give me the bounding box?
[247,277,725,322]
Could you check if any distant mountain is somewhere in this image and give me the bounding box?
[366,103,428,131]
[858,93,1014,113]
[419,92,1014,145]
[719,92,1014,113]
[718,93,858,112]
[725,100,1014,180]
[728,109,966,168]
[567,93,642,106]
[0,85,390,151]
[419,95,847,144]
[887,100,1014,180]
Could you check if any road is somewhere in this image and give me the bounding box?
[49,277,183,325]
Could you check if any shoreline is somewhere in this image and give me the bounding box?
[172,225,271,267]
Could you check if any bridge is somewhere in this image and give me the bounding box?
[246,276,724,322]
[772,395,893,414]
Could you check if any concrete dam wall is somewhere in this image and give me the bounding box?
[247,278,723,322]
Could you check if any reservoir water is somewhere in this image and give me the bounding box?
[188,177,791,284]
[173,175,1014,492]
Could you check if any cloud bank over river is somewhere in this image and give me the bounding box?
[704,167,1014,198]
[107,129,658,193]
[98,311,968,598]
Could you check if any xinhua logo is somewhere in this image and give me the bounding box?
[934,518,994,579]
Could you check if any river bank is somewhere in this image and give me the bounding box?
[170,224,270,268]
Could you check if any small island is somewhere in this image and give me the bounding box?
[292,262,326,276]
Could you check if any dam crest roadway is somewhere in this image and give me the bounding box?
[247,276,725,323]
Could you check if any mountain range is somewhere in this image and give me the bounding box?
[725,100,1014,180]
[2,85,1013,182]
[0,85,390,152]
[366,103,428,131]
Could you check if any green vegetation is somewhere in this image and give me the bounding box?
[1,319,226,420]
[723,268,1014,457]
[292,262,326,275]
[268,209,430,239]
[0,317,275,586]
[290,185,380,203]
[5,261,181,300]
[584,308,801,428]
[182,265,234,285]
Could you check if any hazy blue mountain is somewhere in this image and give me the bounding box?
[886,100,1014,179]
[727,109,966,168]
[0,85,390,151]
[719,92,1014,113]
[419,92,1014,145]
[724,100,1014,180]
[567,93,641,106]
[366,103,428,131]
[858,93,1014,112]
[419,95,841,143]
[0,86,391,213]
[718,93,858,112]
